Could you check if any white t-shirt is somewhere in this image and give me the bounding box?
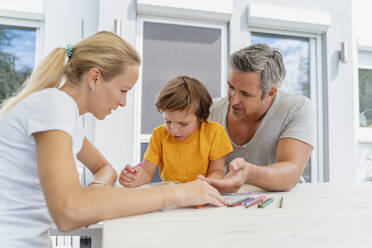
[209,91,314,170]
[0,88,85,248]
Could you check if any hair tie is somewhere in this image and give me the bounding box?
[65,44,73,58]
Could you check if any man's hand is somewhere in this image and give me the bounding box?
[198,158,250,193]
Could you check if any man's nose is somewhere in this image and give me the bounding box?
[229,91,240,105]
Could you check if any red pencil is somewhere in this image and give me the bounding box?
[125,162,142,174]
[244,195,266,208]
[228,196,254,207]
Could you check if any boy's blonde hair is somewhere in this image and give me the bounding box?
[0,31,141,118]
[155,76,212,122]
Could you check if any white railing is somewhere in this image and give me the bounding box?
[50,236,80,248]
[50,224,103,248]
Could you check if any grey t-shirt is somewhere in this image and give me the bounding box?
[209,91,314,169]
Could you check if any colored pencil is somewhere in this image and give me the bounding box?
[195,204,208,209]
[125,162,142,174]
[258,197,274,208]
[228,196,254,207]
[279,196,284,208]
[239,198,255,205]
[244,195,266,208]
[221,192,252,196]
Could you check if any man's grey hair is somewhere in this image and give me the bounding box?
[229,43,286,98]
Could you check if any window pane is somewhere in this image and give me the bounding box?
[0,27,36,103]
[359,68,372,128]
[251,33,310,98]
[140,142,161,183]
[252,33,311,182]
[141,22,221,134]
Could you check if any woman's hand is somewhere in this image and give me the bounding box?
[118,164,140,187]
[170,180,227,207]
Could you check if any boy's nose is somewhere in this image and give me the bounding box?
[170,125,179,135]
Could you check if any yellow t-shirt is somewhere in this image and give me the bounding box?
[144,121,233,183]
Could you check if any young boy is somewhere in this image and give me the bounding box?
[119,76,232,187]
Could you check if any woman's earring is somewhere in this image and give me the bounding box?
[90,86,95,91]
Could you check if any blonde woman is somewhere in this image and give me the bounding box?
[0,31,226,248]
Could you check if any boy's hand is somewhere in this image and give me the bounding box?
[119,164,139,187]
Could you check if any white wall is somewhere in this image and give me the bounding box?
[44,0,99,55]
[0,0,43,14]
[93,0,138,173]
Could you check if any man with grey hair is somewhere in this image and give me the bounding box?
[198,43,314,192]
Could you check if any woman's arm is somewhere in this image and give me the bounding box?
[77,138,117,186]
[206,156,225,179]
[34,130,227,232]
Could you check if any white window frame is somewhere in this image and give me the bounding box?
[248,28,325,183]
[133,15,228,163]
[356,40,372,143]
[0,9,44,66]
[245,3,329,183]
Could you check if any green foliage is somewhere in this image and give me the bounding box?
[298,54,310,98]
[0,28,31,104]
[359,69,372,126]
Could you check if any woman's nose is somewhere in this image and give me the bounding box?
[118,95,126,107]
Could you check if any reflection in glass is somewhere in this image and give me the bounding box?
[252,33,310,98]
[0,27,36,103]
[141,22,221,134]
[140,142,161,183]
[252,33,312,182]
[359,69,372,128]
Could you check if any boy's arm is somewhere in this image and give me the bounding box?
[135,160,157,185]
[206,156,225,179]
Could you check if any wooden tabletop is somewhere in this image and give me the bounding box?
[103,183,372,248]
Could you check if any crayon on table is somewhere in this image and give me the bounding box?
[279,196,284,208]
[244,195,266,208]
[258,197,274,208]
[196,204,208,209]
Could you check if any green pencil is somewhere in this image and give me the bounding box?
[257,197,274,208]
[279,196,284,208]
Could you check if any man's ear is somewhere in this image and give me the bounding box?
[87,67,101,89]
[267,87,277,97]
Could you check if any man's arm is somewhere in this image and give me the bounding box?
[198,138,312,192]
[245,138,312,191]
